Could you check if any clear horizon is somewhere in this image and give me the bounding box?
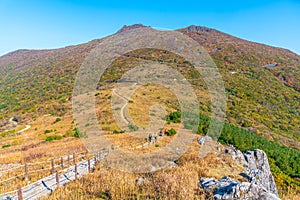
[1,0,300,56]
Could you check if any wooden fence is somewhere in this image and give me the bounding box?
[0,152,104,200]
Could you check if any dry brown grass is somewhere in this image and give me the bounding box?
[0,114,88,193]
[44,141,244,200]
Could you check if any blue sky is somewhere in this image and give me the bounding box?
[0,0,299,56]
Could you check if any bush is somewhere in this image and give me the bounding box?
[44,129,53,134]
[166,128,177,136]
[128,123,138,131]
[166,111,181,123]
[55,118,61,123]
[45,135,63,142]
[2,144,11,148]
[74,128,86,138]
[113,130,120,134]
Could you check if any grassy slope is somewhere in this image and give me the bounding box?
[0,25,299,197]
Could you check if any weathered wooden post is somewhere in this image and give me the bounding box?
[73,153,76,165]
[24,163,28,181]
[94,154,97,165]
[51,159,54,174]
[17,186,23,200]
[61,157,64,169]
[74,163,78,180]
[88,159,91,173]
[56,171,59,188]
[68,155,70,166]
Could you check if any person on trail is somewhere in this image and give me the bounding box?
[148,133,152,143]
[154,133,157,142]
[159,129,163,137]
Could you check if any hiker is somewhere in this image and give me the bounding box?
[148,133,152,143]
[159,129,163,137]
[154,133,157,142]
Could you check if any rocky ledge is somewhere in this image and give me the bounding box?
[198,137,280,199]
[200,176,280,200]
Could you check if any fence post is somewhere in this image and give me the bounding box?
[88,159,91,173]
[56,171,59,188]
[17,186,23,200]
[74,163,78,180]
[73,153,76,165]
[94,154,97,165]
[51,159,54,174]
[24,163,28,181]
[68,155,70,166]
[61,157,64,169]
[85,150,89,159]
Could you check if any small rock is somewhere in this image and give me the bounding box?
[135,176,146,189]
[198,136,213,145]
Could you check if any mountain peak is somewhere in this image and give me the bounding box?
[185,25,213,33]
[117,24,149,33]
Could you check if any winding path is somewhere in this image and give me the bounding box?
[7,117,31,134]
[112,89,131,124]
[17,125,31,134]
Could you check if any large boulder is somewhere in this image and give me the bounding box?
[243,150,278,196]
[200,149,280,199]
[224,149,278,196]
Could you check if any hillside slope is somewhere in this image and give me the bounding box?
[0,24,299,149]
[0,24,299,198]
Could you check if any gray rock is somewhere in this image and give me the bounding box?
[264,63,278,69]
[243,150,278,196]
[186,25,212,33]
[135,176,146,189]
[198,136,213,145]
[224,147,247,166]
[200,176,280,200]
[201,149,279,199]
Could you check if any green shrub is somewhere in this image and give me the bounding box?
[166,111,181,123]
[166,128,177,136]
[55,118,61,123]
[128,123,138,131]
[113,130,120,134]
[2,144,11,148]
[45,135,63,142]
[74,128,86,138]
[44,129,53,134]
[0,131,8,137]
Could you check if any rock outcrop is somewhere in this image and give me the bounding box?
[197,135,213,145]
[186,25,212,33]
[200,176,280,200]
[200,148,280,199]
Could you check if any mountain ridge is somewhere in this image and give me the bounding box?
[1,24,299,58]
